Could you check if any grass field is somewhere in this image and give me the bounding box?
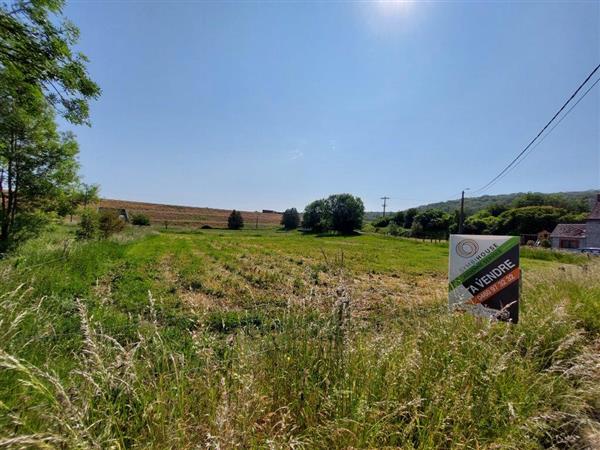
[0,227,599,448]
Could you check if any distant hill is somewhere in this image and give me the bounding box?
[367,190,598,218]
[98,199,282,228]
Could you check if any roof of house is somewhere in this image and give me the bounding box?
[550,223,587,239]
[588,194,600,220]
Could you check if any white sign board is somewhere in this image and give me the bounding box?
[449,235,520,323]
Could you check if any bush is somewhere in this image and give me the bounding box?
[372,216,391,228]
[228,210,244,230]
[540,238,551,248]
[98,210,126,238]
[281,208,300,230]
[76,209,98,240]
[131,213,150,226]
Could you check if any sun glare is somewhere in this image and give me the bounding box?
[374,0,415,17]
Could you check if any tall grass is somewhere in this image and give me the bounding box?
[0,232,598,448]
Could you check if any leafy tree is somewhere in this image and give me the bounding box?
[98,210,125,238]
[227,210,244,230]
[0,0,100,124]
[56,182,99,221]
[372,216,391,228]
[411,209,451,237]
[558,212,588,224]
[0,68,80,249]
[495,206,566,235]
[281,208,300,230]
[131,213,150,226]
[463,210,501,235]
[302,199,328,232]
[325,193,364,234]
[391,211,405,226]
[486,203,509,217]
[403,208,418,229]
[76,208,97,240]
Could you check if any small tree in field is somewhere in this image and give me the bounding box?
[76,209,98,240]
[326,194,365,234]
[302,200,327,232]
[98,210,125,238]
[228,210,244,230]
[281,208,300,230]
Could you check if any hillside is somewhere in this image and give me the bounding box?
[367,190,598,218]
[98,199,282,228]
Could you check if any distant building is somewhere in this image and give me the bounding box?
[550,193,600,250]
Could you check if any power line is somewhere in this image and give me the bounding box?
[470,63,600,195]
[471,75,600,195]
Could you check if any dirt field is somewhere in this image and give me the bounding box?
[98,198,283,228]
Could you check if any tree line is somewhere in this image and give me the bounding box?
[372,192,593,238]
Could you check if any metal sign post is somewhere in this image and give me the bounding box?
[448,235,520,323]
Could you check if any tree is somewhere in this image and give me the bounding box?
[411,209,451,237]
[302,199,327,232]
[495,206,566,235]
[463,210,501,235]
[0,0,100,124]
[56,182,99,221]
[228,210,244,230]
[325,194,364,234]
[391,211,405,226]
[403,208,418,229]
[76,208,97,240]
[0,68,80,249]
[372,216,391,228]
[98,210,125,238]
[281,208,300,230]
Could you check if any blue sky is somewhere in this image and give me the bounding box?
[63,0,599,212]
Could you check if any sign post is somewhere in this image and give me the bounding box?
[448,235,520,323]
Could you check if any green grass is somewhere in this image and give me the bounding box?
[0,227,598,448]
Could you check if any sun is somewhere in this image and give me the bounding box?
[373,0,415,17]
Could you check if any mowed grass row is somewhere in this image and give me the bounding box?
[0,227,598,448]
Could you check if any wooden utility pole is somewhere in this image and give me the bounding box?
[458,190,466,234]
[381,196,390,217]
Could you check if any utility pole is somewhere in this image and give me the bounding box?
[381,196,390,217]
[458,189,469,234]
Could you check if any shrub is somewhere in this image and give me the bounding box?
[228,210,244,230]
[131,213,150,226]
[372,216,391,228]
[76,209,98,240]
[281,208,300,230]
[540,238,551,248]
[98,210,126,238]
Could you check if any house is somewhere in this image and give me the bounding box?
[550,193,600,250]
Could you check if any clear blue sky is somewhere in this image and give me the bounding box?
[63,0,599,212]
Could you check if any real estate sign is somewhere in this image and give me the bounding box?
[448,235,520,323]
